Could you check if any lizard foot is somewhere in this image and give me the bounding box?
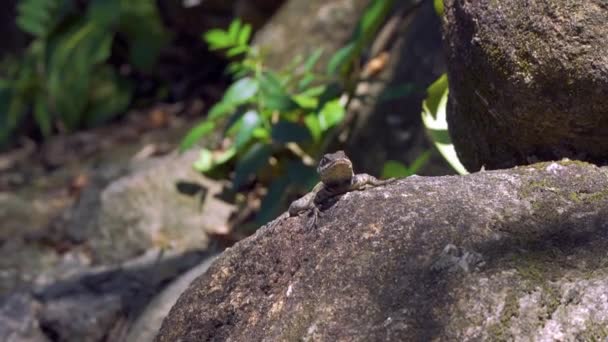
[307,208,323,229]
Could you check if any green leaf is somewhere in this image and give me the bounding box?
[297,73,316,90]
[204,29,232,49]
[292,94,318,109]
[16,0,64,38]
[193,147,237,172]
[424,73,448,118]
[234,110,261,149]
[0,85,12,143]
[408,150,432,175]
[214,146,237,165]
[381,161,410,178]
[258,72,296,111]
[237,23,252,45]
[207,101,235,120]
[318,99,345,131]
[300,85,327,97]
[193,148,214,172]
[34,94,52,137]
[223,77,259,106]
[304,113,322,142]
[0,86,26,144]
[303,48,323,73]
[317,83,342,106]
[434,0,444,17]
[294,85,326,109]
[47,20,112,73]
[227,19,242,43]
[327,42,356,75]
[328,0,395,76]
[180,120,216,151]
[225,108,247,135]
[88,0,121,27]
[85,66,133,126]
[252,127,270,140]
[421,74,468,175]
[233,143,272,189]
[17,15,47,37]
[271,121,311,144]
[119,3,170,70]
[44,19,114,129]
[358,0,395,41]
[226,45,249,57]
[381,151,432,178]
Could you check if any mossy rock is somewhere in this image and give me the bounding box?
[443,0,608,171]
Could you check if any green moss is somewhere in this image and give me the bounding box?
[519,160,608,211]
[486,290,519,340]
[280,301,316,341]
[539,284,561,320]
[557,159,594,167]
[577,322,608,340]
[511,252,565,322]
[568,192,582,203]
[581,190,608,203]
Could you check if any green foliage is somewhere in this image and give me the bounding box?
[183,20,342,158]
[421,74,468,175]
[185,1,398,222]
[205,19,252,57]
[182,19,352,220]
[433,0,444,17]
[328,0,396,76]
[381,150,432,178]
[0,0,169,145]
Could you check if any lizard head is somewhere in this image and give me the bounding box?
[317,150,354,186]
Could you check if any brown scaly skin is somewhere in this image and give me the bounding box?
[288,151,396,227]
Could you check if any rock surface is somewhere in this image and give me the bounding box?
[0,249,215,342]
[253,0,373,71]
[126,254,219,342]
[0,150,233,341]
[82,150,233,263]
[157,161,608,340]
[443,0,608,171]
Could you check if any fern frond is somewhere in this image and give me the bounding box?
[16,0,68,38]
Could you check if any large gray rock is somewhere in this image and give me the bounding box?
[0,249,214,342]
[157,161,608,340]
[443,0,608,171]
[0,293,48,342]
[64,150,234,264]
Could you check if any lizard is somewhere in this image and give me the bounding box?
[288,150,397,227]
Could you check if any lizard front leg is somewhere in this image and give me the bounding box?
[350,174,397,191]
[288,190,321,229]
[288,182,323,216]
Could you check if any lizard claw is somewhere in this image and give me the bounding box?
[307,208,322,229]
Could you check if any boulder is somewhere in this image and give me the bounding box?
[443,0,608,171]
[157,160,608,340]
[65,150,233,264]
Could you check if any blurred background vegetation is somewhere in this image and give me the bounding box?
[0,0,458,227]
